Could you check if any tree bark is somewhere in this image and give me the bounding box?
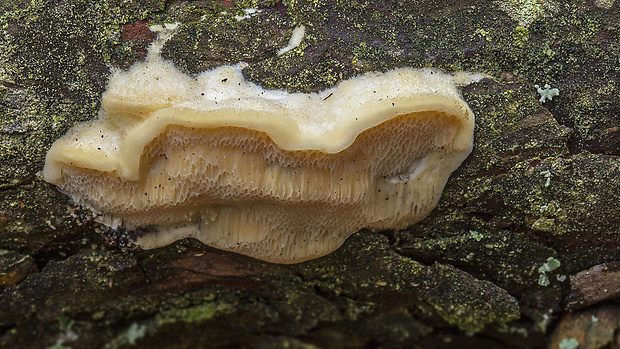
[1,1,619,348]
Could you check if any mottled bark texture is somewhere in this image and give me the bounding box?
[1,0,619,348]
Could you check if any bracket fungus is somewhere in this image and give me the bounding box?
[43,28,476,264]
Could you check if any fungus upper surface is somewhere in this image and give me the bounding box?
[43,29,475,263]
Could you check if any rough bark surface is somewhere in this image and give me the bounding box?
[0,0,619,348]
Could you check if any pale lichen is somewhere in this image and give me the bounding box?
[497,0,558,27]
[535,84,560,103]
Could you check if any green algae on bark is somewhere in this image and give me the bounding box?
[0,233,518,348]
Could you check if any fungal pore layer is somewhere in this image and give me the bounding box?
[43,51,476,263]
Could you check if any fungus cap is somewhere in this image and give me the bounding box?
[43,57,475,263]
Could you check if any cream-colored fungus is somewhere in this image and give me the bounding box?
[43,25,476,263]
